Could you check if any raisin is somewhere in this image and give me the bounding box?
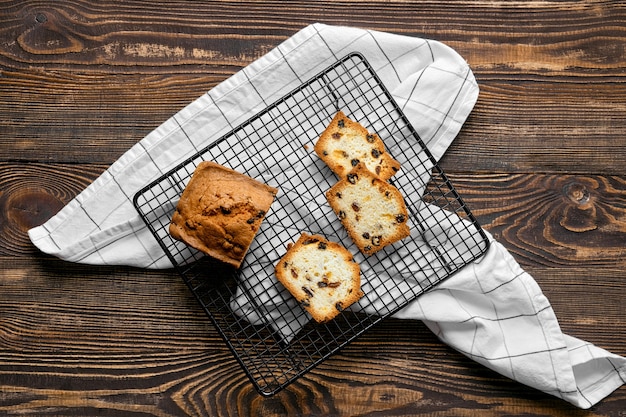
[351,202,360,212]
[328,282,341,288]
[335,192,342,198]
[317,241,327,250]
[351,158,359,166]
[318,281,328,288]
[364,245,372,252]
[396,214,406,223]
[366,134,375,143]
[332,132,341,139]
[246,210,265,224]
[347,173,358,184]
[338,210,346,219]
[303,238,318,245]
[375,166,381,175]
[335,302,344,311]
[291,269,298,278]
[302,286,314,298]
[323,150,328,156]
[371,149,381,158]
[220,206,231,214]
[371,236,382,246]
[301,300,310,307]
[338,119,345,128]
[362,232,370,239]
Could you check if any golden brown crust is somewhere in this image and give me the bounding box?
[169,161,277,268]
[274,233,363,323]
[314,110,400,180]
[326,163,410,256]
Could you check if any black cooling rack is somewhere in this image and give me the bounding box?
[133,53,490,396]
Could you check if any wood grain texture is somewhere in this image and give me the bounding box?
[0,259,623,417]
[0,162,105,256]
[1,0,625,415]
[444,172,626,268]
[2,1,626,169]
[443,81,626,175]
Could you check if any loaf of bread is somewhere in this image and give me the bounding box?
[169,161,277,268]
[275,233,364,323]
[326,163,410,256]
[314,110,400,180]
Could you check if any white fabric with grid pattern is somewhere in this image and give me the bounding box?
[28,23,624,408]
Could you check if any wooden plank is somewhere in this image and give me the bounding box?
[3,163,624,267]
[2,73,626,170]
[444,172,626,268]
[443,82,626,175]
[2,4,626,170]
[1,256,623,350]
[0,256,624,415]
[0,163,106,257]
[2,2,625,76]
[0,71,218,164]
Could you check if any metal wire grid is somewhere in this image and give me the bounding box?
[134,53,490,396]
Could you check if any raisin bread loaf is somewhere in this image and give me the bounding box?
[169,161,277,268]
[326,163,410,256]
[275,233,363,323]
[314,110,400,180]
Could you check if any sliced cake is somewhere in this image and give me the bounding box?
[314,110,400,180]
[326,163,410,256]
[274,233,364,323]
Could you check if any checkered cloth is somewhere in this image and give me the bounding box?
[28,23,624,408]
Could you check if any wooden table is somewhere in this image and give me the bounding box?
[1,1,624,416]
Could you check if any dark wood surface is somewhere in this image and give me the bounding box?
[1,1,625,416]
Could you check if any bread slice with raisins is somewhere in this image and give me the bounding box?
[274,233,363,323]
[326,163,410,256]
[314,111,400,180]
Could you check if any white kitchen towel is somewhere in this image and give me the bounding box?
[28,23,624,408]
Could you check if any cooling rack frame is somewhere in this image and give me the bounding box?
[133,52,490,396]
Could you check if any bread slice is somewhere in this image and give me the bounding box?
[326,163,410,256]
[315,110,400,180]
[275,233,363,323]
[169,161,277,268]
